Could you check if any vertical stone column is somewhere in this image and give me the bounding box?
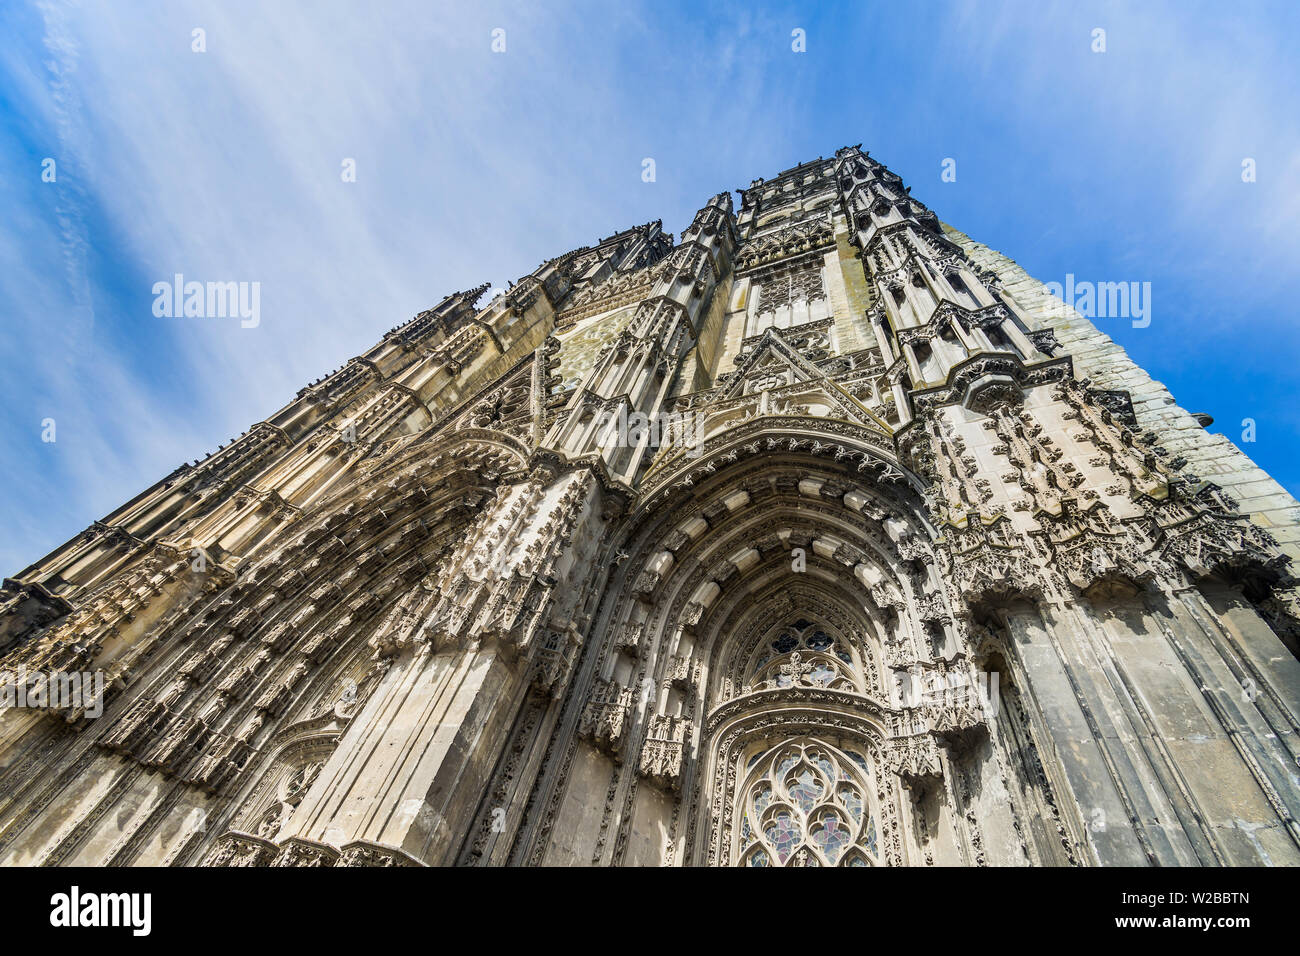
[272,463,614,866]
[276,636,525,865]
[999,603,1152,865]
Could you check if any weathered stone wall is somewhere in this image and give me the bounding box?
[947,224,1300,563]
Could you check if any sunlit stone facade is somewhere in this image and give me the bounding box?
[2,146,1299,867]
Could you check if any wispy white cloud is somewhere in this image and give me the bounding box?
[1,0,1297,574]
[0,0,808,572]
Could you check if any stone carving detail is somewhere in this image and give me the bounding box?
[735,218,834,273]
[883,734,943,785]
[579,679,634,756]
[755,266,827,316]
[639,715,692,790]
[202,832,278,867]
[0,148,1296,874]
[337,841,423,867]
[936,515,1043,607]
[270,839,339,867]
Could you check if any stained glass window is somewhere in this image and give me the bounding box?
[810,661,837,686]
[807,631,834,651]
[813,752,836,781]
[735,739,882,867]
[772,633,799,654]
[838,785,863,825]
[788,769,823,812]
[764,811,801,864]
[747,621,862,693]
[810,812,852,864]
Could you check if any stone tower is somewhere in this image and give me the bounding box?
[2,146,1298,867]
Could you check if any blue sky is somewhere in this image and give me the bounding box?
[2,0,1298,576]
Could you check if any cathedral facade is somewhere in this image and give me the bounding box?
[2,146,1299,867]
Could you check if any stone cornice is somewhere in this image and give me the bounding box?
[706,685,891,736]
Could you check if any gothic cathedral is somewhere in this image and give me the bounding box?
[2,147,1299,867]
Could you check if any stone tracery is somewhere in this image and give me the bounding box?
[736,738,881,867]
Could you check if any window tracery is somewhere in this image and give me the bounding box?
[756,267,827,317]
[735,738,880,867]
[745,619,861,692]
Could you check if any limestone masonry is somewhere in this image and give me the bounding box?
[2,146,1298,866]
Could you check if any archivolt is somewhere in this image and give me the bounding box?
[94,435,524,793]
[606,430,936,677]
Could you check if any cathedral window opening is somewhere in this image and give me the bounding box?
[745,620,862,692]
[736,739,880,867]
